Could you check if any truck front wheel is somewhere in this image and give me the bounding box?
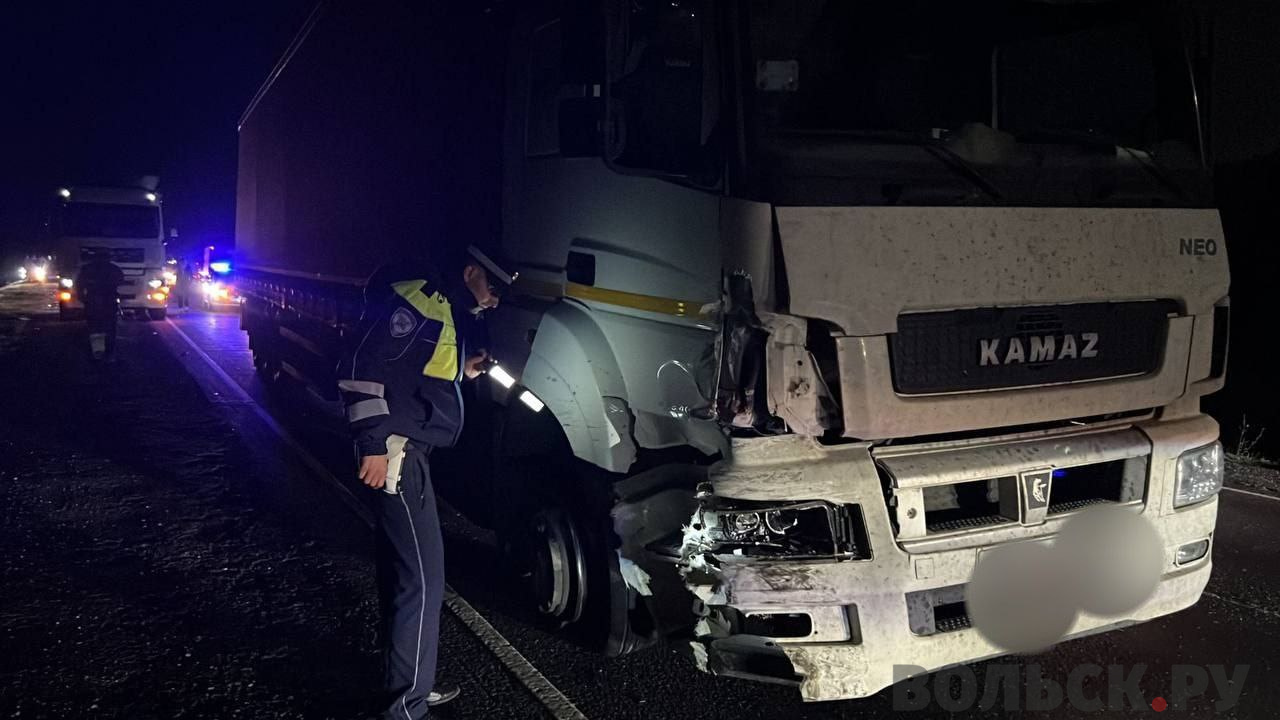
[524,503,589,625]
[498,453,650,656]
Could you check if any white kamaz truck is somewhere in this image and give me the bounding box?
[236,0,1229,700]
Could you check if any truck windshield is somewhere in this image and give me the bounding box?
[743,0,1211,207]
[59,202,160,239]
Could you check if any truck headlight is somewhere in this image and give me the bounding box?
[60,277,74,288]
[710,500,871,560]
[148,279,163,289]
[1174,442,1223,508]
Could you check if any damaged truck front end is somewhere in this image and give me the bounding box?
[625,193,1230,703]
[625,191,1230,702]
[670,417,1220,701]
[497,0,1227,703]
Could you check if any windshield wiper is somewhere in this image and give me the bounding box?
[921,142,1003,202]
[1016,127,1188,202]
[772,128,1003,201]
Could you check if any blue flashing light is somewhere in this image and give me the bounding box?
[209,261,232,274]
[1052,469,1068,478]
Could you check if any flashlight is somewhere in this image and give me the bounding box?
[481,359,543,411]
[488,363,516,389]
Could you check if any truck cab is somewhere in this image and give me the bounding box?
[488,0,1228,700]
[53,186,170,321]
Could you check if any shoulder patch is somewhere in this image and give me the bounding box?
[389,307,417,338]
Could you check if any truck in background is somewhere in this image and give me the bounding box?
[53,185,170,321]
[235,0,1230,701]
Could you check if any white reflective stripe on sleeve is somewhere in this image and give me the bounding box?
[338,379,386,397]
[346,398,390,423]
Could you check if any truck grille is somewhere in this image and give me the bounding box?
[80,247,146,264]
[888,301,1175,395]
[914,458,1145,537]
[875,427,1153,545]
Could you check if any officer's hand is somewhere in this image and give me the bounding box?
[359,454,389,489]
[464,350,491,380]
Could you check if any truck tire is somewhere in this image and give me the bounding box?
[497,452,650,656]
[252,348,284,384]
[146,308,167,321]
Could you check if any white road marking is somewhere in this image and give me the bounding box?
[444,589,588,720]
[1222,485,1280,502]
[163,316,587,720]
[164,317,372,525]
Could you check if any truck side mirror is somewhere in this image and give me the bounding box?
[559,96,603,158]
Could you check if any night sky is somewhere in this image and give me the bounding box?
[0,0,314,264]
[0,0,1278,265]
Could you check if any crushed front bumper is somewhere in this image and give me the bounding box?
[690,414,1219,701]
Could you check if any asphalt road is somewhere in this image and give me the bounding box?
[2,282,1278,719]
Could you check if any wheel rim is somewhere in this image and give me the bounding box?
[529,506,587,623]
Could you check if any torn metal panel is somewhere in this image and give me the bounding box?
[610,464,705,637]
[693,611,731,639]
[615,550,653,596]
[714,272,771,429]
[631,410,726,458]
[783,646,873,701]
[761,313,838,436]
[719,197,777,312]
[678,500,728,606]
[689,641,710,672]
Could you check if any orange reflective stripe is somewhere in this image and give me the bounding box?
[565,282,705,317]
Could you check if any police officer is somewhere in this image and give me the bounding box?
[338,245,515,719]
[176,261,194,308]
[76,248,124,360]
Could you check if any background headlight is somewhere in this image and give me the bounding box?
[1174,442,1223,508]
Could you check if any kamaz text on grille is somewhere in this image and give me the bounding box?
[979,333,1099,367]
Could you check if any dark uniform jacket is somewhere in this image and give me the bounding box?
[76,258,124,318]
[337,270,470,457]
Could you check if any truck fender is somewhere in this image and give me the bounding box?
[521,302,637,473]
